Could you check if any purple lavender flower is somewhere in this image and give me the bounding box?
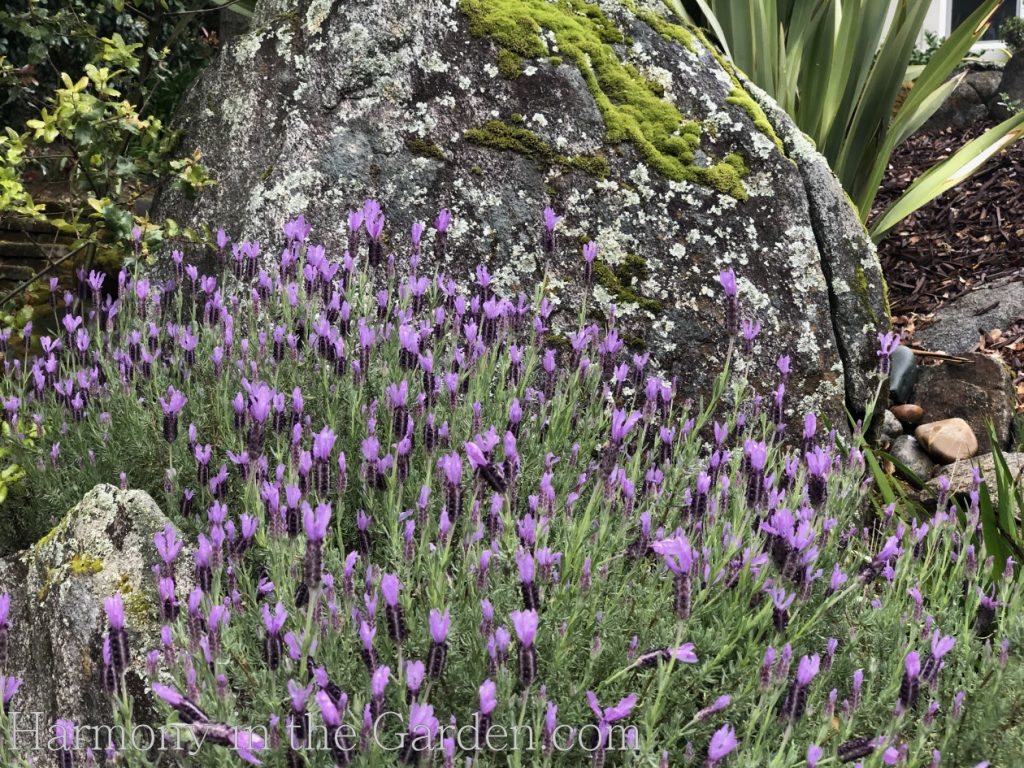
[586,691,637,763]
[381,574,407,644]
[740,318,761,355]
[922,631,955,684]
[877,331,901,374]
[104,593,129,676]
[317,689,354,764]
[651,534,694,619]
[427,609,451,680]
[706,723,737,766]
[158,386,187,442]
[510,609,539,686]
[299,502,329,590]
[261,602,287,669]
[719,269,740,336]
[899,651,921,712]
[780,654,819,721]
[152,683,209,724]
[54,719,75,767]
[154,524,182,578]
[542,207,562,255]
[0,593,10,667]
[399,702,439,764]
[805,447,830,507]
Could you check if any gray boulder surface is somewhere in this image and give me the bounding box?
[928,451,1024,496]
[916,278,1024,355]
[0,485,179,765]
[890,435,936,479]
[992,54,1024,121]
[923,70,1003,131]
[154,0,888,423]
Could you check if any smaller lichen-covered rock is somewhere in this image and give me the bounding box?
[0,485,185,766]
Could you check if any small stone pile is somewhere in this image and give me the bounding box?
[882,347,1019,482]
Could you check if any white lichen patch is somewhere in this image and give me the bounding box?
[247,166,322,226]
[421,51,451,74]
[305,0,335,35]
[642,65,674,95]
[531,113,549,128]
[232,31,264,64]
[742,170,778,199]
[652,317,677,351]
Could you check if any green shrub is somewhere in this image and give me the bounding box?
[1000,16,1024,54]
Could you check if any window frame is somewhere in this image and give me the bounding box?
[944,0,1024,43]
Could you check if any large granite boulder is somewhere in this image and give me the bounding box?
[154,0,888,423]
[0,485,180,765]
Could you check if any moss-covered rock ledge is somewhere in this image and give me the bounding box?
[154,0,888,424]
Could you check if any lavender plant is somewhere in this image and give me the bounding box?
[0,203,1022,766]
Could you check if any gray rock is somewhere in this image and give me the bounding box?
[889,345,918,404]
[914,352,1016,453]
[890,435,936,479]
[747,79,890,420]
[881,409,903,442]
[923,71,992,131]
[0,485,184,765]
[928,452,1024,496]
[992,54,1024,121]
[916,278,1024,354]
[969,70,1004,102]
[153,0,887,426]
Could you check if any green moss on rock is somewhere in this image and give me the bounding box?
[593,254,663,312]
[464,119,609,178]
[691,26,787,158]
[123,589,153,624]
[496,47,524,78]
[405,136,448,161]
[853,262,889,326]
[622,333,647,351]
[627,0,695,52]
[726,87,784,153]
[68,554,104,575]
[458,0,748,198]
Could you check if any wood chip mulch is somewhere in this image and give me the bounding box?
[872,121,1024,409]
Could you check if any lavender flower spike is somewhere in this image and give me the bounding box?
[427,609,451,680]
[302,502,331,589]
[381,574,408,644]
[719,269,740,337]
[706,723,738,766]
[510,609,539,686]
[159,386,188,443]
